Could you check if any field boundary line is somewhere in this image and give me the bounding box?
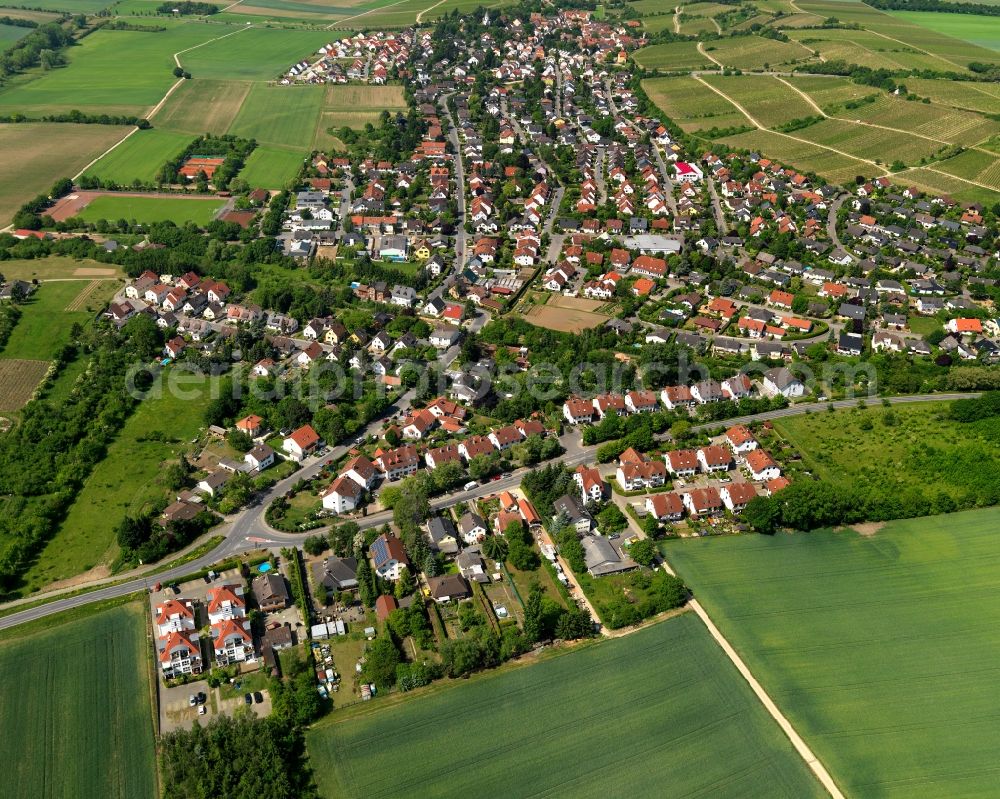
[326,0,413,29]
[897,163,1000,193]
[863,26,966,71]
[773,75,826,117]
[696,41,724,69]
[72,127,141,181]
[673,5,680,34]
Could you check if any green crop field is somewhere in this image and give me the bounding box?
[642,75,751,133]
[773,402,1000,503]
[0,24,240,117]
[21,370,217,592]
[322,83,407,130]
[665,506,1000,798]
[703,74,816,128]
[891,9,1000,52]
[785,75,882,112]
[798,118,943,166]
[76,195,225,225]
[932,148,1000,190]
[307,612,824,799]
[228,84,324,149]
[845,94,1000,146]
[893,166,1000,203]
[83,129,194,184]
[0,602,156,798]
[178,26,337,80]
[0,22,32,45]
[152,78,252,135]
[0,123,128,225]
[239,144,305,187]
[632,40,710,71]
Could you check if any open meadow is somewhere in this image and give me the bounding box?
[522,294,610,333]
[665,506,1000,798]
[238,145,306,187]
[178,26,337,80]
[0,123,128,225]
[307,612,824,799]
[75,194,225,225]
[632,40,710,71]
[773,402,1000,506]
[0,601,156,799]
[20,369,216,593]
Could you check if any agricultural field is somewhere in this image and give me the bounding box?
[926,148,1000,191]
[20,370,218,593]
[323,83,407,130]
[2,0,111,10]
[718,129,876,183]
[891,9,1000,52]
[82,129,193,185]
[178,26,339,80]
[704,34,815,71]
[894,165,1000,204]
[228,84,324,149]
[665,506,1000,798]
[632,40,711,71]
[784,75,882,113]
[0,22,32,45]
[151,78,252,135]
[642,75,751,133]
[903,78,1000,116]
[307,612,824,799]
[701,74,815,128]
[787,27,965,72]
[0,24,240,118]
[0,602,156,799]
[75,194,225,225]
[239,144,306,187]
[841,94,1000,147]
[796,118,943,166]
[774,402,1000,503]
[0,256,121,282]
[522,294,610,333]
[0,123,128,225]
[0,360,49,413]
[1,280,120,361]
[677,15,717,35]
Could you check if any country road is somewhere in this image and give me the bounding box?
[0,390,980,632]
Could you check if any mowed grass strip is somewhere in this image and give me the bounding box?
[228,83,324,148]
[76,195,225,226]
[152,78,252,135]
[83,128,194,184]
[307,613,824,799]
[20,370,217,592]
[665,507,1000,798]
[0,602,156,799]
[0,123,129,225]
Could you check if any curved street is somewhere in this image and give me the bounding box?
[0,389,979,631]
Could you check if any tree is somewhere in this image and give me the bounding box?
[481,534,507,562]
[555,607,594,640]
[356,555,376,608]
[394,566,415,598]
[522,583,545,643]
[597,504,627,534]
[303,534,328,556]
[627,537,656,567]
[362,636,400,689]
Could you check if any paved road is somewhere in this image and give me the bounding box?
[0,391,980,630]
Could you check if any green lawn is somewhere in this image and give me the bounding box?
[238,145,306,188]
[0,602,156,798]
[773,402,1000,504]
[76,195,225,226]
[891,9,1000,52]
[19,369,216,593]
[306,612,824,799]
[664,507,1000,798]
[82,128,194,185]
[1,280,119,360]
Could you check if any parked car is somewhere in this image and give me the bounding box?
[463,481,478,491]
[244,693,253,705]
[188,694,197,707]
[253,691,264,704]
[198,705,206,716]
